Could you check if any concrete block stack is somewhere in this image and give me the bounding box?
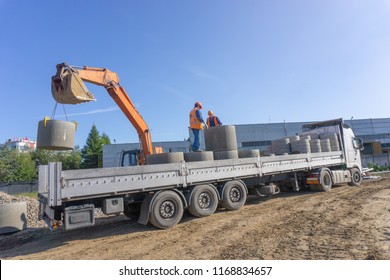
[290,139,311,154]
[204,125,238,160]
[320,133,341,151]
[269,132,341,155]
[238,149,260,158]
[271,138,291,155]
[146,152,185,165]
[320,139,332,152]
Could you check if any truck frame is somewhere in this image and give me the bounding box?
[38,119,364,230]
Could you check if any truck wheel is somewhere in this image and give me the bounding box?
[149,191,184,229]
[348,168,362,186]
[188,184,218,217]
[318,169,332,191]
[123,203,141,219]
[220,180,247,210]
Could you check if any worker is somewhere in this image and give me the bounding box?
[189,101,207,151]
[206,110,222,127]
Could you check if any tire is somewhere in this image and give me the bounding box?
[348,168,362,186]
[318,169,332,191]
[188,185,218,217]
[123,202,141,219]
[220,180,247,210]
[309,169,332,191]
[149,191,184,229]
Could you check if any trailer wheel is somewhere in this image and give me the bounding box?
[188,184,218,217]
[318,169,332,191]
[149,190,184,229]
[348,168,362,186]
[220,180,247,210]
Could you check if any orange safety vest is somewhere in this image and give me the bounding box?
[190,108,203,130]
[207,116,220,127]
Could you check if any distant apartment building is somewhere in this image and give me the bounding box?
[3,137,37,152]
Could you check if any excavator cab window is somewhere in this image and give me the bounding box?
[120,150,140,167]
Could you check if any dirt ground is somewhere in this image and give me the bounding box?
[0,178,389,260]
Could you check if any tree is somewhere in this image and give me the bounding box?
[57,146,82,170]
[17,152,36,181]
[81,124,111,168]
[32,149,57,166]
[101,133,111,146]
[0,148,36,182]
[0,143,83,183]
[32,145,82,171]
[0,148,18,182]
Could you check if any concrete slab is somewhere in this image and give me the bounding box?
[0,202,28,234]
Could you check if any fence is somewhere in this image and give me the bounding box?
[0,181,38,195]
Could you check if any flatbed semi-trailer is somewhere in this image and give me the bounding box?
[38,119,364,230]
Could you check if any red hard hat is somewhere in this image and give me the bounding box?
[195,101,202,109]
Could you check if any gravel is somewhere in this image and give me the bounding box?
[0,191,45,229]
[0,192,110,232]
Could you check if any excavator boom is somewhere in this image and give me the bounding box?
[51,63,155,165]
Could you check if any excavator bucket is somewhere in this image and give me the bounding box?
[51,68,95,104]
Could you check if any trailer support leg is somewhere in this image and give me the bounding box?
[293,172,300,192]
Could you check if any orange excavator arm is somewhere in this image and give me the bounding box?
[51,63,155,165]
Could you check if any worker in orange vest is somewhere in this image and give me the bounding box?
[206,110,222,127]
[189,101,207,151]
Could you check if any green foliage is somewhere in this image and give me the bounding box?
[81,124,111,169]
[367,162,390,172]
[0,148,36,182]
[101,133,111,146]
[15,191,38,198]
[32,147,82,171]
[58,147,82,170]
[0,124,110,182]
[17,152,36,181]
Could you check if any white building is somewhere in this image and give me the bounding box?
[3,137,37,153]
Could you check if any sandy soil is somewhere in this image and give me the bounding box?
[1,178,389,260]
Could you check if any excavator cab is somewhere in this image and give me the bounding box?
[120,149,140,167]
[51,64,95,104]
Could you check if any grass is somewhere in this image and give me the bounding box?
[14,191,38,198]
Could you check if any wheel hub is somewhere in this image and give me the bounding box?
[230,187,241,202]
[198,192,211,209]
[159,200,175,218]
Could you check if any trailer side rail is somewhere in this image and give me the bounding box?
[41,151,345,206]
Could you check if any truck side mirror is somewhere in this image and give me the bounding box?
[353,138,364,150]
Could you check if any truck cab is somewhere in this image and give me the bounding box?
[302,118,363,171]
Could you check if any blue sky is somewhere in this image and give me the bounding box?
[0,0,389,147]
